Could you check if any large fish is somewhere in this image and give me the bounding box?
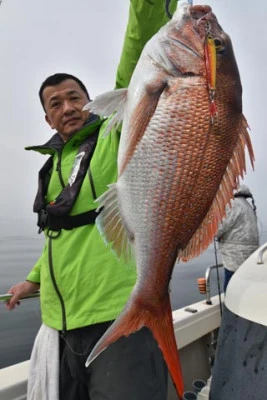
[84,3,254,398]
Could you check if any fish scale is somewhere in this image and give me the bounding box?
[83,4,254,399]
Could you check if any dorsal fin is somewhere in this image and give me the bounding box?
[179,115,254,261]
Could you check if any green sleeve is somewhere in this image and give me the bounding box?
[26,263,41,283]
[115,0,177,89]
[26,243,47,283]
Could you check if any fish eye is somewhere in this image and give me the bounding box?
[214,39,222,47]
[214,39,226,55]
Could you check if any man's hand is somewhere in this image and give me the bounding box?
[5,281,40,311]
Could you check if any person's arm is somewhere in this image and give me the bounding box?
[5,280,40,311]
[115,0,177,89]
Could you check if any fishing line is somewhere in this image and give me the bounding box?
[213,238,223,316]
[165,0,193,19]
[59,320,114,357]
[59,332,89,356]
[165,0,173,19]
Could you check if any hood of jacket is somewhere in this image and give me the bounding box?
[25,114,102,155]
[234,184,252,198]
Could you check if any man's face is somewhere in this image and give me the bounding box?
[43,79,90,141]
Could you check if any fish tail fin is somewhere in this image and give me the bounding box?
[151,298,184,398]
[86,295,184,399]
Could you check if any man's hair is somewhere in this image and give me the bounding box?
[39,73,90,110]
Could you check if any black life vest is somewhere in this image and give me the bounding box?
[34,129,100,232]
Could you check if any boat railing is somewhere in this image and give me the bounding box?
[0,291,40,303]
[0,262,224,307]
[257,243,267,264]
[204,263,223,305]
[0,264,224,306]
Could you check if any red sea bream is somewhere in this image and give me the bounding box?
[83,3,254,398]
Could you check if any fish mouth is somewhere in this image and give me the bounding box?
[190,5,226,55]
[189,5,218,34]
[169,5,216,60]
[165,3,227,75]
[184,5,225,57]
[189,5,212,21]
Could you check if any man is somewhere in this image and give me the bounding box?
[6,1,177,399]
[216,184,259,291]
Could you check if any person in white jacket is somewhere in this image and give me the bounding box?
[216,184,259,291]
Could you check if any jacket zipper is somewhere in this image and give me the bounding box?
[48,236,67,334]
[48,149,66,333]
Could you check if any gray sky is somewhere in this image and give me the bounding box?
[0,0,266,237]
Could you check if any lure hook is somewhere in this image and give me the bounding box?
[205,21,212,35]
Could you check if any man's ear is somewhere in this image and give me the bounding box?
[45,114,55,130]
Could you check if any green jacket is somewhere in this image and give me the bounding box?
[26,0,176,331]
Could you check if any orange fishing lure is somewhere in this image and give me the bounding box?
[205,32,218,123]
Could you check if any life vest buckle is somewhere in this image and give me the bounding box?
[37,209,48,233]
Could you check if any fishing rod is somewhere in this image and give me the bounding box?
[213,238,223,316]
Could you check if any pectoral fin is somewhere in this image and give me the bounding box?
[96,183,134,264]
[83,88,128,136]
